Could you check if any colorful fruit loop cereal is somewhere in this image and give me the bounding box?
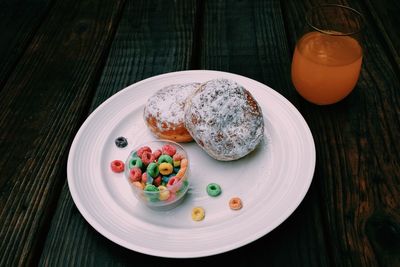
[110,160,124,173]
[191,207,205,221]
[126,143,189,204]
[206,183,222,197]
[229,197,243,210]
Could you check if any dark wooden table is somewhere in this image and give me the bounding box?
[1,0,399,266]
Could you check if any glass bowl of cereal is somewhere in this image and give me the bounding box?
[125,140,190,210]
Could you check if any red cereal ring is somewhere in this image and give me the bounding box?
[167,177,176,186]
[129,167,142,182]
[173,153,184,161]
[111,160,124,173]
[141,172,148,183]
[229,197,243,210]
[152,149,162,160]
[137,146,152,158]
[162,144,176,157]
[141,151,155,165]
[153,175,162,186]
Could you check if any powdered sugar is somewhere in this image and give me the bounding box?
[144,83,200,130]
[185,79,264,161]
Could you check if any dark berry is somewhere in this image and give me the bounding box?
[115,136,128,148]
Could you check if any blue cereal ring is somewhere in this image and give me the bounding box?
[162,174,174,183]
[173,166,180,174]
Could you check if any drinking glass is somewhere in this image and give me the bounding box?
[291,4,364,105]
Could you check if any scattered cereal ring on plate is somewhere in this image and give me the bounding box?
[110,160,124,173]
[206,183,222,197]
[229,197,243,210]
[191,207,205,221]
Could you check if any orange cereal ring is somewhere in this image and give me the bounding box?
[180,158,188,169]
[229,197,243,210]
[175,166,187,179]
[173,153,184,161]
[132,181,144,190]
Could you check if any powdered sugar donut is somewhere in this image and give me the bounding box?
[144,83,200,142]
[184,78,264,161]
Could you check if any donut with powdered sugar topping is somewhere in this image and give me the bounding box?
[184,78,264,161]
[144,83,200,142]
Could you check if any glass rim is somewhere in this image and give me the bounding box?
[306,4,364,36]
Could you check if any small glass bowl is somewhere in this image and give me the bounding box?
[125,140,190,210]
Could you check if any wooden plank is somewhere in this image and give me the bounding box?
[363,0,400,71]
[200,0,331,266]
[282,0,400,266]
[0,0,54,89]
[201,0,295,98]
[0,0,125,265]
[39,0,198,265]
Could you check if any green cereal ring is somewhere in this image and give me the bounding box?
[158,155,173,165]
[206,183,222,197]
[129,157,143,169]
[144,184,158,191]
[147,162,159,178]
[144,184,159,202]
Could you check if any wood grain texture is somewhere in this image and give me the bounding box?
[363,0,400,71]
[201,0,295,97]
[0,0,395,265]
[201,0,330,266]
[282,0,400,266]
[0,0,54,90]
[39,0,198,265]
[0,0,125,265]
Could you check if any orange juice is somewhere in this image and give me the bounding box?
[291,31,362,105]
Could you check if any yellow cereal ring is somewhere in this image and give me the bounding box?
[173,160,180,167]
[191,207,205,221]
[229,197,243,210]
[159,162,173,175]
[158,185,170,201]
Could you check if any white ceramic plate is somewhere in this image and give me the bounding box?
[67,70,315,258]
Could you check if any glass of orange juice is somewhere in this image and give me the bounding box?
[291,4,364,105]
